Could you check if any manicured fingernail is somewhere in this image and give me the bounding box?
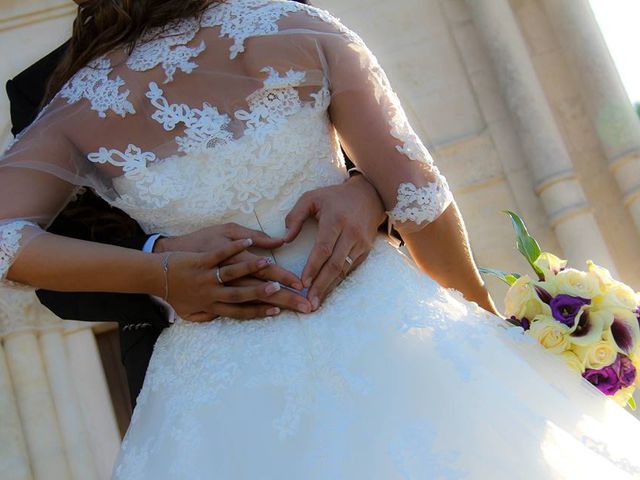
[267,307,281,316]
[265,282,281,294]
[292,281,303,290]
[244,238,253,247]
[311,297,320,310]
[298,303,311,314]
[303,277,312,288]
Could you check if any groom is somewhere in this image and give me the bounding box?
[5,0,387,406]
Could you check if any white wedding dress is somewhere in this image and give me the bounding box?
[1,1,640,478]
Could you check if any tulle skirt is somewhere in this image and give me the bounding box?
[113,239,640,479]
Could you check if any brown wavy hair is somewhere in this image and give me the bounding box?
[45,0,220,102]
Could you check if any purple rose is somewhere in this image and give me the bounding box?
[582,354,637,396]
[549,295,591,327]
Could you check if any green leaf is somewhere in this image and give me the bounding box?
[478,267,521,286]
[628,396,637,411]
[503,211,544,280]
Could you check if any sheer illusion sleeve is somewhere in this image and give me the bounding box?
[0,97,86,283]
[319,16,453,235]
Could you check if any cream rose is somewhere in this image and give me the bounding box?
[529,315,571,353]
[504,276,551,321]
[561,351,585,374]
[553,268,602,299]
[573,339,618,371]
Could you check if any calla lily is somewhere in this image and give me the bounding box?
[586,260,614,287]
[535,252,567,280]
[607,309,640,355]
[568,309,608,346]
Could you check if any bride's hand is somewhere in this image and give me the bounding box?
[154,222,303,290]
[164,239,283,322]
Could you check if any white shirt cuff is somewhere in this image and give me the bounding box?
[142,233,162,253]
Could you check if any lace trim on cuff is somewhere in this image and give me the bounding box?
[0,221,39,281]
[387,181,453,230]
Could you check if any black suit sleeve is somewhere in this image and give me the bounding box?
[6,79,38,136]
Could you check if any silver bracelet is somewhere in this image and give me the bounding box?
[161,253,174,301]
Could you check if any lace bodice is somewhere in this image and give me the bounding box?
[0,0,452,283]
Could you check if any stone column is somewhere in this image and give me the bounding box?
[0,289,71,480]
[40,325,99,480]
[3,332,71,480]
[65,322,121,480]
[540,0,640,235]
[0,342,32,480]
[466,0,616,271]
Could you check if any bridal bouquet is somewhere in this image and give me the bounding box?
[481,212,640,409]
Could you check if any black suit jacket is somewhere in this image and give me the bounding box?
[6,43,169,405]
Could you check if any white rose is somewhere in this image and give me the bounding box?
[529,315,571,353]
[573,339,618,370]
[554,268,601,299]
[504,276,551,321]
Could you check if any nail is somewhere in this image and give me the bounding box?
[257,258,270,268]
[243,238,253,247]
[265,282,281,295]
[303,277,312,288]
[292,281,304,291]
[266,307,281,316]
[311,297,320,310]
[298,303,311,314]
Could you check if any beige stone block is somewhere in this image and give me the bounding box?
[410,80,484,146]
[379,30,470,97]
[435,132,503,191]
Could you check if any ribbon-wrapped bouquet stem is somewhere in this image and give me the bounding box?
[481,212,640,409]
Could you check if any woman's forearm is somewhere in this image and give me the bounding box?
[7,232,164,296]
[402,202,498,315]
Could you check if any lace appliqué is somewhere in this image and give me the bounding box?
[88,144,154,176]
[146,82,233,154]
[60,57,135,119]
[128,18,205,83]
[235,67,307,143]
[388,181,453,228]
[0,221,39,281]
[201,0,302,59]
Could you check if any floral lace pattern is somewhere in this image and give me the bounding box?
[128,18,205,83]
[146,82,233,154]
[388,181,453,228]
[60,57,135,119]
[0,220,39,282]
[201,0,302,59]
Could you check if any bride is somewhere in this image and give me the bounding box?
[1,0,639,478]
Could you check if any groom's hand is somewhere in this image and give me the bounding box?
[284,175,386,311]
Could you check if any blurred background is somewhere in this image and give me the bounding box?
[1,1,640,478]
